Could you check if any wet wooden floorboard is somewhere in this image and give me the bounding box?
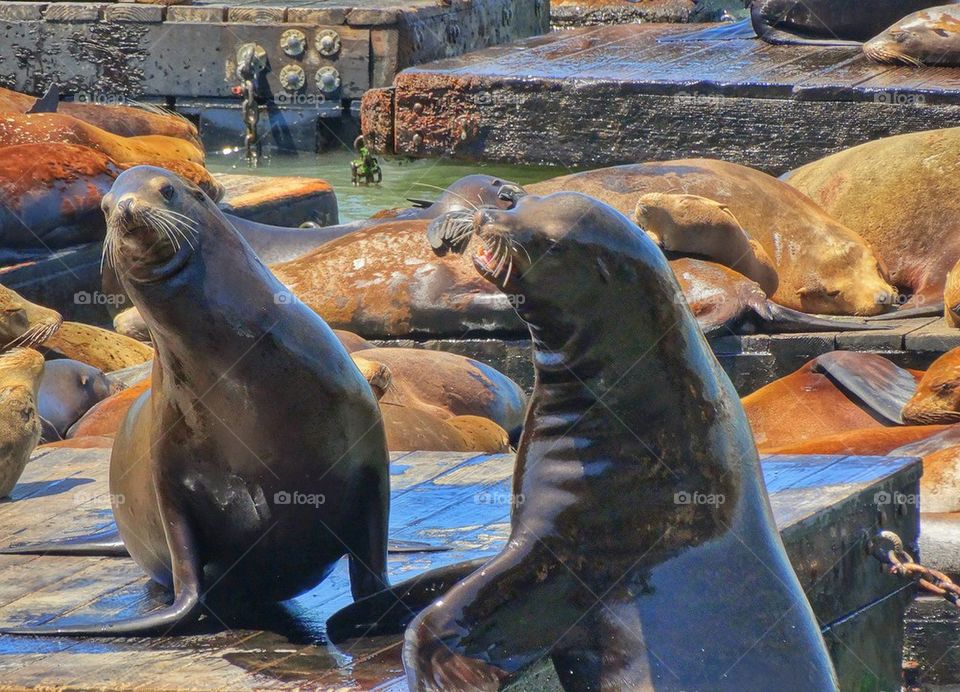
[0,447,920,689]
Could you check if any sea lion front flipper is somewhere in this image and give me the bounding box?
[867,302,946,321]
[1,526,128,556]
[813,351,918,425]
[1,480,202,636]
[326,557,489,642]
[754,302,889,333]
[27,84,60,114]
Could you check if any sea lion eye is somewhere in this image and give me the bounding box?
[159,183,175,201]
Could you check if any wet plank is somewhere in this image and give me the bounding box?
[0,446,920,689]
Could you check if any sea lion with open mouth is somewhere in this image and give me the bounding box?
[0,166,394,635]
[327,192,837,690]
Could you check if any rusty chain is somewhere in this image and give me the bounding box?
[871,530,960,606]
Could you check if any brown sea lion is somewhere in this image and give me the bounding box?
[0,113,204,165]
[0,166,392,635]
[783,127,960,308]
[0,348,44,497]
[328,192,837,690]
[0,284,152,371]
[0,86,201,147]
[38,359,118,441]
[271,220,525,338]
[762,424,952,455]
[0,143,219,249]
[636,192,779,296]
[903,348,960,424]
[946,259,960,327]
[39,435,114,451]
[864,6,960,65]
[889,426,960,512]
[744,354,923,450]
[528,159,895,315]
[355,347,527,443]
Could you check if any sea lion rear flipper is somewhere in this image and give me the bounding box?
[658,19,757,42]
[27,85,60,114]
[755,302,889,333]
[813,351,917,425]
[326,557,489,642]
[0,526,127,556]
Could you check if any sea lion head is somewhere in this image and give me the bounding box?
[903,348,960,425]
[864,9,960,66]
[460,192,688,346]
[0,284,62,351]
[793,240,896,317]
[420,175,526,219]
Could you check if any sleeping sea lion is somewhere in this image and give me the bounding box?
[783,127,960,308]
[0,113,204,165]
[0,165,392,635]
[327,192,837,690]
[636,192,779,296]
[903,348,960,424]
[864,5,960,65]
[0,86,201,147]
[528,159,895,315]
[0,348,44,497]
[38,359,118,440]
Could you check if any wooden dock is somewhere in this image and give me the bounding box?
[0,446,921,689]
[362,23,960,173]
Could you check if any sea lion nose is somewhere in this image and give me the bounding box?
[115,196,135,221]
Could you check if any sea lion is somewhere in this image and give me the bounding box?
[891,427,960,513]
[636,192,779,296]
[67,378,151,440]
[750,0,945,44]
[328,192,837,690]
[0,86,201,147]
[0,165,392,635]
[864,6,960,65]
[0,348,44,497]
[355,347,526,444]
[743,354,923,450]
[763,424,953,456]
[0,113,204,165]
[669,258,882,336]
[528,159,894,315]
[38,359,118,440]
[903,348,960,424]
[271,219,525,338]
[0,283,62,350]
[0,143,220,249]
[783,127,960,308]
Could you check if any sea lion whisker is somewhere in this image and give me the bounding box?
[152,210,198,250]
[410,183,480,212]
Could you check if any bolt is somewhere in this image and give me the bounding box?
[412,133,422,147]
[316,29,341,57]
[413,102,423,115]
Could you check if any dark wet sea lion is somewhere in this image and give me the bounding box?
[0,113,204,165]
[38,359,118,440]
[0,86,201,147]
[0,166,392,635]
[636,192,779,296]
[0,348,44,497]
[751,0,945,44]
[864,6,960,65]
[529,159,895,316]
[784,127,960,308]
[329,192,837,690]
[0,143,219,249]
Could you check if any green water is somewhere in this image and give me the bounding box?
[206,150,562,223]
